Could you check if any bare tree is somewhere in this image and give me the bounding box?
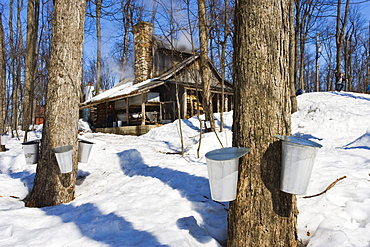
[0,12,6,151]
[119,0,133,81]
[342,8,367,92]
[100,58,117,89]
[344,21,355,90]
[294,0,330,92]
[228,0,298,245]
[335,0,350,73]
[198,0,215,132]
[219,0,231,132]
[8,0,16,136]
[83,57,116,90]
[289,0,298,112]
[319,22,336,91]
[34,1,53,106]
[12,0,23,139]
[95,0,102,94]
[26,0,86,208]
[22,0,40,139]
[6,0,25,139]
[210,0,232,131]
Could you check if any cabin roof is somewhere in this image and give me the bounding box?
[81,79,164,108]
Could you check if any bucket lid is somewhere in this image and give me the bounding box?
[52,145,73,153]
[22,140,40,145]
[78,139,94,145]
[275,135,322,148]
[205,147,249,161]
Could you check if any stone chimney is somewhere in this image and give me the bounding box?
[133,22,153,84]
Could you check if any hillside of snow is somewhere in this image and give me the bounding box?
[1,91,370,246]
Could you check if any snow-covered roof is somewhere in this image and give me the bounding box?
[81,78,164,107]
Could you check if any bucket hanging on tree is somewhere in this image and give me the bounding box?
[1,134,8,145]
[205,147,249,202]
[52,145,73,173]
[275,135,322,195]
[22,140,40,164]
[78,140,94,163]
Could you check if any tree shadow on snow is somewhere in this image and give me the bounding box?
[7,169,90,198]
[118,149,211,203]
[182,118,232,133]
[117,149,226,245]
[181,119,202,132]
[176,216,214,244]
[330,91,370,102]
[8,171,35,194]
[292,132,323,141]
[43,202,168,247]
[340,132,370,150]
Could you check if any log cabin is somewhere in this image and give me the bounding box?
[79,21,233,135]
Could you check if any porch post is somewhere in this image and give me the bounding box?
[141,93,146,125]
[182,89,187,118]
[126,97,130,125]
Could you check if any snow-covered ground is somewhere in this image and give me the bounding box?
[1,91,370,246]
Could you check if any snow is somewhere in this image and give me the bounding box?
[83,78,160,104]
[1,91,370,246]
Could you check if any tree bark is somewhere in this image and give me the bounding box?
[95,0,102,94]
[13,0,23,139]
[9,0,16,136]
[26,0,86,208]
[336,0,350,73]
[0,13,6,142]
[198,0,215,132]
[120,0,133,82]
[219,0,230,131]
[289,0,298,113]
[228,0,298,245]
[22,0,40,135]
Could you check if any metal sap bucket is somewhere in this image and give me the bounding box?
[205,147,249,202]
[52,145,73,173]
[276,135,322,195]
[22,140,40,164]
[78,140,94,163]
[1,134,8,145]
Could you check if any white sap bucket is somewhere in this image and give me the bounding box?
[276,135,322,195]
[1,134,8,145]
[22,141,39,164]
[117,121,122,127]
[52,145,73,173]
[205,147,249,202]
[205,121,211,129]
[78,140,94,163]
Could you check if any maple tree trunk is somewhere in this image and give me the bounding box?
[95,0,102,94]
[23,0,39,134]
[0,13,6,146]
[228,0,298,245]
[26,0,86,207]
[198,0,215,131]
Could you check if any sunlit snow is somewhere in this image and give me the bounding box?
[1,91,370,246]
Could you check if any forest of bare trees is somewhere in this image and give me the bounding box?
[0,0,369,134]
